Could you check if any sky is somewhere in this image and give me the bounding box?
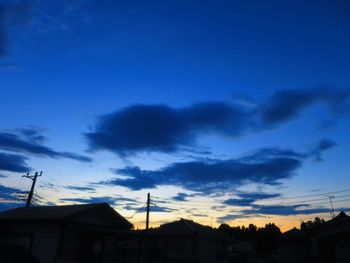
[0,0,350,231]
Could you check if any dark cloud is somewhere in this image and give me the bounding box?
[223,192,281,207]
[218,206,350,221]
[100,148,303,193]
[242,204,333,216]
[0,152,30,172]
[60,195,138,206]
[0,183,25,211]
[260,87,350,125]
[191,213,207,217]
[0,130,92,163]
[310,138,337,161]
[59,195,173,214]
[64,185,96,192]
[148,205,174,213]
[211,205,226,211]
[109,166,159,191]
[0,183,23,200]
[85,103,253,156]
[86,87,349,156]
[0,5,6,57]
[0,0,93,60]
[223,198,254,207]
[17,127,46,143]
[238,192,281,200]
[123,204,174,213]
[218,214,252,222]
[238,148,306,162]
[39,182,55,189]
[0,0,32,58]
[172,192,191,202]
[97,139,336,196]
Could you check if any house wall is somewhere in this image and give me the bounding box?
[156,236,227,263]
[158,236,196,258]
[198,239,228,263]
[57,227,125,263]
[313,230,350,263]
[57,227,79,262]
[0,223,61,263]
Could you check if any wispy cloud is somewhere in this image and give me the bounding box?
[309,138,337,161]
[260,87,350,124]
[0,152,30,172]
[217,205,350,222]
[148,205,175,213]
[242,204,332,216]
[218,214,253,222]
[171,192,197,202]
[0,183,24,200]
[219,205,350,221]
[0,183,25,211]
[60,195,138,207]
[223,192,281,207]
[0,0,93,60]
[0,128,92,163]
[64,185,96,192]
[0,0,31,58]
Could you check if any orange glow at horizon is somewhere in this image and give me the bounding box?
[129,212,334,233]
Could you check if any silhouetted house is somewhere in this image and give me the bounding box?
[151,218,230,263]
[275,227,313,263]
[312,211,350,263]
[0,203,133,263]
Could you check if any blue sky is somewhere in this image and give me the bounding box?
[0,0,350,230]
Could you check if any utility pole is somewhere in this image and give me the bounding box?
[23,171,42,208]
[146,193,150,230]
[326,195,335,218]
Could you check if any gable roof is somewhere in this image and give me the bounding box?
[157,218,227,240]
[0,203,133,229]
[312,211,350,238]
[325,211,350,226]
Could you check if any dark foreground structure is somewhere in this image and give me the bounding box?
[0,203,349,263]
[0,203,133,263]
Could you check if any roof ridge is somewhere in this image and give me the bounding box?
[181,218,196,232]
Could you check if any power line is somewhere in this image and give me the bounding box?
[270,189,350,201]
[126,203,147,219]
[154,189,350,202]
[268,194,350,206]
[152,190,350,209]
[306,197,350,207]
[148,195,350,218]
[33,194,52,205]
